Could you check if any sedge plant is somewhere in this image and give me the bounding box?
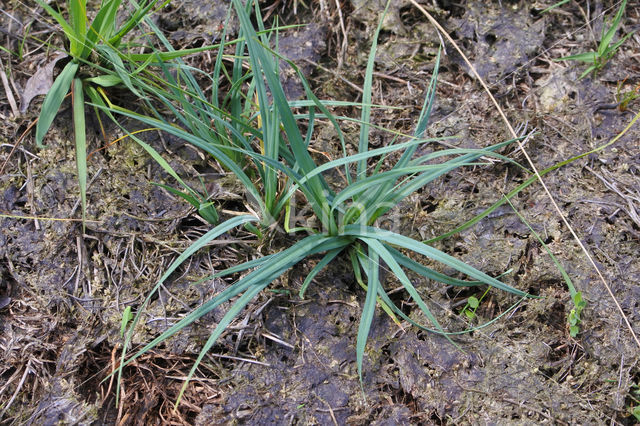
[107,0,533,405]
[93,3,311,224]
[34,0,221,225]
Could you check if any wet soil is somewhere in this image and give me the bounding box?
[1,0,640,424]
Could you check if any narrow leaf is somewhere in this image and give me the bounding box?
[72,78,86,229]
[361,238,455,347]
[299,248,344,298]
[554,51,597,63]
[357,0,392,181]
[356,247,379,387]
[115,215,258,404]
[599,0,627,56]
[36,61,79,147]
[35,0,78,53]
[346,226,529,297]
[69,0,87,57]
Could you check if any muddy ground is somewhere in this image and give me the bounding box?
[1,0,640,424]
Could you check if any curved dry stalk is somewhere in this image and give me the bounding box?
[409,0,640,349]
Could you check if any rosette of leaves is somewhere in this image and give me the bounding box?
[107,0,532,406]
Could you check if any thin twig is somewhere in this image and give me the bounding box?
[303,58,363,93]
[409,0,640,349]
[333,0,348,69]
[0,56,19,116]
[0,118,37,175]
[0,359,31,418]
[315,395,339,426]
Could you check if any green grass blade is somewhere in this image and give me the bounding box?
[232,0,330,215]
[36,61,78,147]
[128,45,222,62]
[210,8,232,109]
[120,130,202,201]
[299,247,344,298]
[329,145,525,215]
[35,0,78,54]
[541,0,570,14]
[277,137,454,211]
[198,202,219,225]
[360,160,482,224]
[356,246,379,388]
[361,239,455,348]
[194,254,275,284]
[304,106,316,147]
[504,197,576,296]
[84,74,122,87]
[115,215,258,404]
[365,139,521,223]
[118,231,346,370]
[346,225,529,297]
[115,233,349,389]
[96,44,142,97]
[423,125,638,244]
[599,0,627,56]
[109,0,163,47]
[72,78,86,229]
[356,0,392,181]
[351,245,402,326]
[125,233,350,406]
[152,183,201,209]
[87,87,199,201]
[84,0,122,57]
[175,283,266,406]
[409,144,527,169]
[264,98,280,213]
[354,47,440,212]
[579,65,597,79]
[94,101,266,213]
[400,48,440,164]
[68,0,87,57]
[371,272,526,336]
[554,51,597,63]
[300,137,452,183]
[385,246,485,287]
[504,197,585,336]
[608,30,635,56]
[331,162,480,216]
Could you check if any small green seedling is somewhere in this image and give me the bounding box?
[460,287,490,320]
[555,0,633,79]
[567,292,586,337]
[616,79,640,111]
[463,296,480,319]
[35,0,165,227]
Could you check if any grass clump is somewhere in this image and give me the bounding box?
[34,0,219,226]
[106,0,532,405]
